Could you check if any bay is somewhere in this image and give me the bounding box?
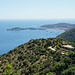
[0,20,75,55]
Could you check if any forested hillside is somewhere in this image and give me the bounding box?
[0,38,75,75]
[57,28,75,42]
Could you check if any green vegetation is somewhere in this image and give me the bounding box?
[57,28,75,42]
[3,64,12,75]
[61,66,75,75]
[0,38,75,75]
[71,42,75,49]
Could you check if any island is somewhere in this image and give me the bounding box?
[7,23,75,31]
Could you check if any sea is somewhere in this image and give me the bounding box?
[0,19,75,55]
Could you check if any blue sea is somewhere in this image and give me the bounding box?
[0,20,75,55]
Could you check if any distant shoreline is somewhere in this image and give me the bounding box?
[7,23,75,31]
[7,27,66,31]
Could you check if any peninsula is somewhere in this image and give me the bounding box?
[7,23,75,31]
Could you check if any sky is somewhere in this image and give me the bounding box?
[0,0,75,20]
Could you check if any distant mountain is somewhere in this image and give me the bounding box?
[41,23,75,30]
[57,28,75,42]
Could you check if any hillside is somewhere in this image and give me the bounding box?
[0,38,75,75]
[57,28,75,42]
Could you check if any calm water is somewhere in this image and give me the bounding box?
[0,20,75,55]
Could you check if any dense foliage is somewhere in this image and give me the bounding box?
[0,38,75,75]
[57,28,75,42]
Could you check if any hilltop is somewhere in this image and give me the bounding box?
[0,38,75,75]
[57,28,75,42]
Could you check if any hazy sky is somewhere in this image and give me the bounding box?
[0,0,75,20]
